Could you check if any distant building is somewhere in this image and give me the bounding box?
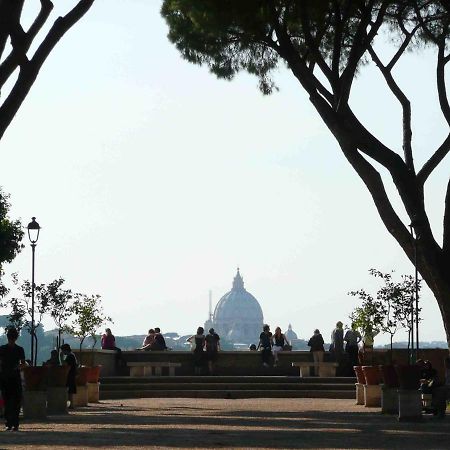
[206,269,264,345]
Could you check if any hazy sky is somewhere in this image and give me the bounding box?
[1,1,448,345]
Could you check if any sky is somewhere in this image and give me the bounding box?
[0,0,448,345]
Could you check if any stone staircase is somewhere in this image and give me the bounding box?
[99,376,356,400]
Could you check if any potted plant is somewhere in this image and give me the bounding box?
[65,293,111,366]
[0,274,50,366]
[353,366,366,384]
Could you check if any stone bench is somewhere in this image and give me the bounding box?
[292,361,338,377]
[127,362,181,377]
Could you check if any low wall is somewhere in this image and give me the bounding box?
[75,347,449,378]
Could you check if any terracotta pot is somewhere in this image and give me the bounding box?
[87,365,102,383]
[353,365,366,384]
[47,365,70,387]
[395,364,421,390]
[379,364,399,388]
[362,366,381,385]
[21,366,48,391]
[76,366,90,386]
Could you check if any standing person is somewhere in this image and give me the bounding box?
[0,328,26,431]
[308,329,325,376]
[330,321,344,359]
[257,324,272,367]
[205,328,220,375]
[272,327,289,367]
[360,325,379,365]
[60,344,77,409]
[344,323,362,367]
[140,329,155,351]
[187,327,206,375]
[151,328,167,351]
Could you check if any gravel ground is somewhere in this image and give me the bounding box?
[0,398,448,449]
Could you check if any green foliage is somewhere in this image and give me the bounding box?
[0,273,49,334]
[161,1,446,93]
[65,294,112,353]
[349,268,421,352]
[0,188,24,300]
[0,188,24,267]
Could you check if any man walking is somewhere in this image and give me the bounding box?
[0,328,26,431]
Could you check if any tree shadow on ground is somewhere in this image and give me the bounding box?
[5,404,447,449]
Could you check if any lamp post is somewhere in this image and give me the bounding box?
[27,217,40,366]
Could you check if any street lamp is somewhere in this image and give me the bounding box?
[27,217,41,366]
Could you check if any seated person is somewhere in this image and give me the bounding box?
[140,329,155,351]
[418,359,447,418]
[150,328,167,351]
[101,328,121,351]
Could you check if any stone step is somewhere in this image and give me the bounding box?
[100,376,356,385]
[100,382,355,391]
[100,389,355,400]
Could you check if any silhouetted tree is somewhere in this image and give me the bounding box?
[0,0,96,140]
[162,1,450,346]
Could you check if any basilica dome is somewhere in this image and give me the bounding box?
[212,269,264,345]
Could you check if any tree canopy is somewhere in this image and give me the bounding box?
[162,0,450,345]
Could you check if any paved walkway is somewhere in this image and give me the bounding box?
[1,398,448,449]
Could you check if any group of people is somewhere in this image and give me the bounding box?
[138,328,167,351]
[257,325,290,367]
[187,327,221,375]
[0,327,78,431]
[255,321,375,375]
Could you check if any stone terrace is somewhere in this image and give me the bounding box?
[1,397,448,449]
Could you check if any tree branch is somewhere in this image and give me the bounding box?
[367,44,414,171]
[0,0,95,139]
[0,0,54,89]
[338,0,388,109]
[417,133,450,184]
[444,177,450,257]
[437,39,450,126]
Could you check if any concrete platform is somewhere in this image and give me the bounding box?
[3,398,448,449]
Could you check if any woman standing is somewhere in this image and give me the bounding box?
[272,327,289,367]
[187,327,206,375]
[308,329,325,376]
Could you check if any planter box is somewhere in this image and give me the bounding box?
[87,382,100,403]
[355,383,364,405]
[47,386,68,415]
[23,390,47,419]
[398,389,422,421]
[72,385,88,407]
[364,384,381,407]
[381,385,398,414]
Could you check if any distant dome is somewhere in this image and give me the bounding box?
[285,323,298,341]
[212,269,264,344]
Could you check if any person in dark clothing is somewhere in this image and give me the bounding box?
[257,324,272,367]
[0,328,26,431]
[60,344,78,409]
[205,328,220,374]
[187,327,206,375]
[151,327,168,351]
[308,329,325,376]
[44,349,61,366]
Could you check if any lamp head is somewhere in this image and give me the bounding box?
[27,217,41,244]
